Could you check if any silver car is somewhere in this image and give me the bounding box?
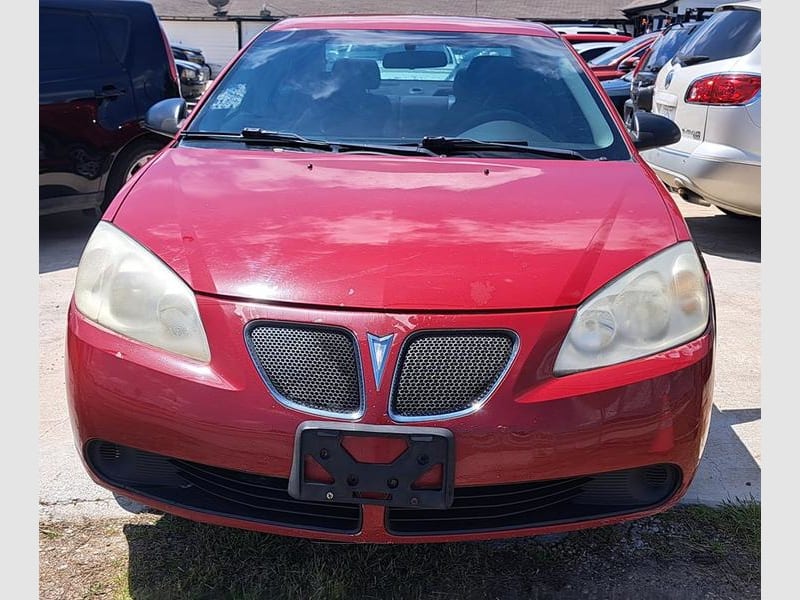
[643,1,761,217]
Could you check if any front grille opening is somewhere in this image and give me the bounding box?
[386,464,681,535]
[246,323,362,416]
[391,332,515,419]
[86,441,361,534]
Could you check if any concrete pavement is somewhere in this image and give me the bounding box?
[38,197,761,521]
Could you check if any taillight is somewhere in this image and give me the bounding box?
[685,73,760,105]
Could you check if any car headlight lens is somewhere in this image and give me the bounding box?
[74,221,210,362]
[554,242,709,375]
[180,68,198,81]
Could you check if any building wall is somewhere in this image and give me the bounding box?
[161,20,245,77]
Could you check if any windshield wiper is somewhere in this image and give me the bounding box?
[418,136,590,160]
[240,127,334,150]
[180,129,332,150]
[676,54,710,67]
[182,128,438,156]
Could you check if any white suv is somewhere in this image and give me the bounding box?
[642,1,761,217]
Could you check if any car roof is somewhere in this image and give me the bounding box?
[270,15,558,37]
[716,0,761,10]
[40,0,151,10]
[172,42,203,52]
[572,41,622,50]
[560,33,633,43]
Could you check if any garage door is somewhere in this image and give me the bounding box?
[161,20,239,78]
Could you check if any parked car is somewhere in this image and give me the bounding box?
[644,1,761,217]
[601,71,634,116]
[171,42,212,79]
[67,15,714,544]
[39,0,180,216]
[587,31,659,81]
[175,58,207,102]
[553,25,625,35]
[627,22,704,116]
[560,33,633,62]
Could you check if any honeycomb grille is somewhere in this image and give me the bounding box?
[391,333,515,418]
[247,324,362,415]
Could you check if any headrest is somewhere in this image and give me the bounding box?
[331,58,380,90]
[453,56,519,98]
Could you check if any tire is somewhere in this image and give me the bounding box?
[103,138,167,211]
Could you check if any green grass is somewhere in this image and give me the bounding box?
[38,524,62,540]
[101,501,760,599]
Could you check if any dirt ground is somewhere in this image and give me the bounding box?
[39,503,759,600]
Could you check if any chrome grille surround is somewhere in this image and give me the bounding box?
[245,321,364,419]
[389,330,518,422]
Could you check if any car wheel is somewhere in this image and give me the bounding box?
[103,138,167,211]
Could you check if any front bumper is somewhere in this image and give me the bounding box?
[642,142,761,217]
[67,296,714,543]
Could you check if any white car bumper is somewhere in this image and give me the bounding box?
[642,142,761,217]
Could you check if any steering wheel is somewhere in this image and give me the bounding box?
[455,109,541,135]
[454,109,556,144]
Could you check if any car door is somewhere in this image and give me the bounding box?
[39,5,137,214]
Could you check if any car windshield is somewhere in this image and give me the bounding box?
[642,25,699,71]
[188,29,629,160]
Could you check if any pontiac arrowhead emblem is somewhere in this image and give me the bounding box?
[367,333,394,391]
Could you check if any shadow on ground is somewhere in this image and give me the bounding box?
[110,404,760,599]
[39,212,98,274]
[683,212,760,263]
[118,501,758,600]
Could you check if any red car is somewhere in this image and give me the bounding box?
[560,32,634,62]
[586,31,660,81]
[66,15,714,544]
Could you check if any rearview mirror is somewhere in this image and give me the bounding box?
[144,97,188,137]
[383,50,448,69]
[627,110,680,151]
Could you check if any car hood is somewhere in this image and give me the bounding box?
[112,146,678,311]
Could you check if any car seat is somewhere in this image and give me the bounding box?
[298,58,391,138]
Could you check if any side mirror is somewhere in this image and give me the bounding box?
[619,56,639,72]
[144,98,188,137]
[627,110,680,151]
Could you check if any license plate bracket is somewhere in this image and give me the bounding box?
[289,422,454,509]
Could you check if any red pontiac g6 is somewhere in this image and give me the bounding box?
[66,16,715,543]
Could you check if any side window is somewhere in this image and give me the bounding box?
[40,9,102,71]
[580,47,615,62]
[94,14,131,63]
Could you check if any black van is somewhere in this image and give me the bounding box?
[39,0,181,215]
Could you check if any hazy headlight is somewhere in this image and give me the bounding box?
[74,221,210,362]
[180,68,198,82]
[554,242,709,375]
